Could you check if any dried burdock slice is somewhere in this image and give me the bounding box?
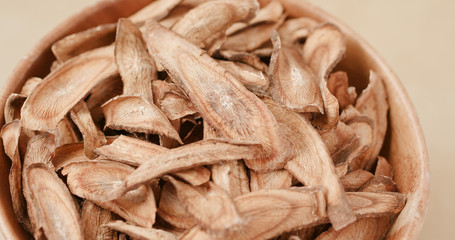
[344,115,375,170]
[53,116,79,147]
[81,201,118,240]
[375,156,394,178]
[171,0,259,47]
[250,47,273,57]
[104,220,178,240]
[319,121,359,164]
[211,160,250,198]
[52,23,117,62]
[217,60,269,93]
[303,23,346,131]
[95,135,167,167]
[146,22,291,172]
[268,31,323,113]
[221,15,285,53]
[250,169,293,191]
[158,182,197,229]
[0,120,32,232]
[327,71,354,110]
[278,17,318,45]
[152,80,198,121]
[339,169,374,192]
[102,96,183,143]
[4,93,26,124]
[165,176,241,235]
[315,217,390,240]
[70,101,107,159]
[226,0,284,35]
[20,77,42,96]
[335,162,349,178]
[62,160,156,228]
[358,175,399,193]
[355,71,389,171]
[171,166,211,186]
[21,45,117,132]
[22,133,56,170]
[219,50,269,73]
[346,192,405,218]
[23,163,83,240]
[129,0,183,23]
[159,3,193,29]
[86,75,123,123]
[264,98,355,230]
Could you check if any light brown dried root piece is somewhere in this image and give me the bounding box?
[219,50,269,73]
[250,169,293,191]
[278,17,318,45]
[21,45,117,131]
[355,71,389,171]
[102,96,182,143]
[4,93,26,124]
[303,23,346,131]
[346,192,405,218]
[226,0,284,35]
[268,32,323,113]
[81,201,118,240]
[335,162,349,178]
[86,75,123,123]
[358,175,399,193]
[319,121,359,164]
[171,166,211,186]
[165,176,241,235]
[264,99,355,230]
[327,71,354,110]
[217,60,269,93]
[62,160,156,228]
[211,160,250,198]
[20,77,42,96]
[221,15,285,53]
[339,169,374,192]
[146,22,291,172]
[159,3,193,29]
[375,156,394,178]
[158,182,197,229]
[70,101,106,159]
[315,217,390,240]
[22,133,56,170]
[152,80,198,121]
[53,117,79,147]
[52,23,117,62]
[171,0,258,48]
[344,114,375,171]
[104,220,178,240]
[52,143,87,171]
[129,0,183,23]
[0,120,31,232]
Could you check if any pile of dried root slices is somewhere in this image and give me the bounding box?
[1,0,403,239]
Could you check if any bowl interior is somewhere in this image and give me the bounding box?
[0,0,429,239]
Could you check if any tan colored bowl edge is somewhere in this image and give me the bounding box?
[0,0,429,239]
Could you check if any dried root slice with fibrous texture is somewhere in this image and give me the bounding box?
[217,60,269,93]
[171,0,259,48]
[152,80,198,121]
[53,117,79,147]
[105,139,262,200]
[103,18,182,143]
[315,217,390,240]
[355,71,389,171]
[104,220,178,240]
[81,201,118,240]
[4,93,26,124]
[21,45,117,132]
[171,166,211,186]
[268,31,323,113]
[250,169,293,191]
[20,77,42,96]
[86,75,123,123]
[278,17,318,45]
[327,71,357,110]
[303,23,346,131]
[62,160,156,228]
[219,50,269,73]
[70,101,107,159]
[146,21,291,172]
[339,169,374,192]
[264,98,355,230]
[211,160,250,198]
[375,156,394,178]
[319,121,360,165]
[158,182,197,229]
[22,134,83,240]
[358,175,399,193]
[128,0,184,24]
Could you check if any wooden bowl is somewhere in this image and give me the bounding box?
[0,0,429,239]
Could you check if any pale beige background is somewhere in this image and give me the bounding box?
[0,0,453,239]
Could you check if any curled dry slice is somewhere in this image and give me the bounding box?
[105,220,178,240]
[81,201,118,240]
[23,133,56,170]
[0,120,31,232]
[152,80,198,121]
[211,160,250,198]
[102,96,182,143]
[4,93,26,124]
[21,45,117,132]
[327,71,355,110]
[339,169,374,192]
[171,0,258,47]
[375,156,394,178]
[268,31,323,113]
[217,60,269,93]
[278,17,318,45]
[346,192,405,218]
[20,77,42,96]
[53,117,79,147]
[70,101,107,159]
[165,176,241,235]
[219,50,269,73]
[319,121,360,164]
[250,169,293,191]
[86,75,123,123]
[171,166,211,186]
[358,175,399,193]
[158,182,197,229]
[62,160,156,228]
[315,217,390,240]
[344,114,375,171]
[146,22,291,172]
[355,71,389,171]
[264,99,356,230]
[129,0,183,23]
[52,143,87,171]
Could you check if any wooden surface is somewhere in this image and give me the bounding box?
[0,0,449,239]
